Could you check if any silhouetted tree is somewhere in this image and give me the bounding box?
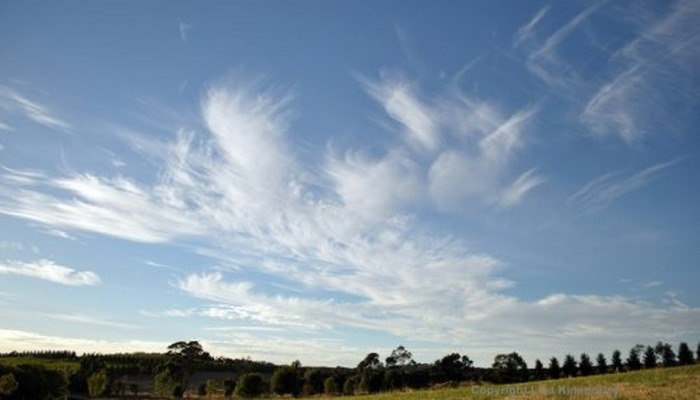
[303,368,324,395]
[357,353,382,372]
[579,353,593,376]
[677,342,694,365]
[643,346,657,369]
[324,376,338,395]
[611,350,623,372]
[235,373,264,398]
[166,341,210,391]
[626,345,643,371]
[223,379,236,398]
[562,354,577,377]
[386,346,415,367]
[492,352,527,383]
[435,353,472,382]
[271,366,299,397]
[534,359,545,380]
[596,353,608,375]
[548,357,560,379]
[342,376,357,395]
[655,342,676,367]
[383,368,404,390]
[358,370,383,394]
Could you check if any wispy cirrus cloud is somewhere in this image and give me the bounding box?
[0,259,100,286]
[517,3,601,90]
[567,159,680,213]
[581,0,700,143]
[0,86,71,131]
[516,0,700,143]
[1,75,696,365]
[513,5,550,48]
[45,313,140,330]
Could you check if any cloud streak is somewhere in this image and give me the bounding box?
[0,86,71,131]
[516,0,700,143]
[567,159,680,213]
[0,259,100,286]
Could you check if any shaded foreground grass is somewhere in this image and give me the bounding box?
[317,364,700,400]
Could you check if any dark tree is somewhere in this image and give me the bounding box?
[235,373,264,398]
[697,342,700,362]
[323,376,337,395]
[548,357,560,379]
[166,341,211,391]
[270,366,299,397]
[596,353,608,375]
[534,359,544,380]
[643,346,657,369]
[579,353,593,376]
[562,354,577,377]
[611,350,623,372]
[358,370,383,394]
[342,376,357,395]
[386,346,415,367]
[383,368,404,390]
[492,352,527,383]
[655,342,676,367]
[626,345,643,371]
[677,342,694,365]
[435,353,472,382]
[357,353,382,372]
[303,368,324,395]
[223,379,236,398]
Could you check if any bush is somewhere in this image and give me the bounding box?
[235,373,264,398]
[342,375,357,395]
[270,366,299,396]
[323,376,337,395]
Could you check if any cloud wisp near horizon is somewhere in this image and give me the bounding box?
[1,0,698,367]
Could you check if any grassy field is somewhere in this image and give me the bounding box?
[316,364,700,400]
[0,356,80,374]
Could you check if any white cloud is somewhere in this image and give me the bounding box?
[567,159,679,213]
[0,259,100,286]
[46,313,140,330]
[325,149,424,221]
[498,168,546,208]
[520,3,601,89]
[0,86,71,131]
[179,21,196,43]
[2,76,694,366]
[0,329,165,355]
[513,6,550,48]
[0,171,205,243]
[516,1,700,143]
[363,75,440,153]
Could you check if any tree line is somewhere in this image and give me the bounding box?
[0,340,698,398]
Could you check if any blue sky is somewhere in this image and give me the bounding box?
[0,0,699,367]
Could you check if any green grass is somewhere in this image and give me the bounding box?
[0,356,80,374]
[314,364,700,400]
